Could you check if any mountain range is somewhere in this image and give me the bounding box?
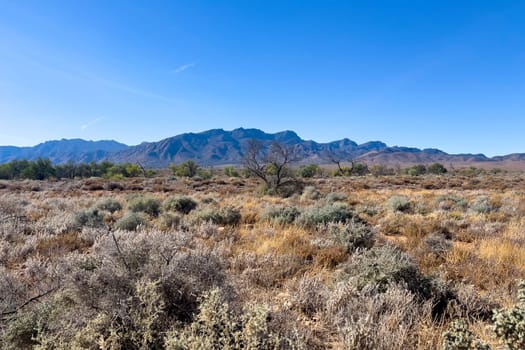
[0,128,523,168]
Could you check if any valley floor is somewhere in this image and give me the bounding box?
[1,173,525,349]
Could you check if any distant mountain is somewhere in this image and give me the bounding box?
[0,128,523,168]
[0,139,129,164]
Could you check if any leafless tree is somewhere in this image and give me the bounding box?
[323,150,354,176]
[242,140,301,194]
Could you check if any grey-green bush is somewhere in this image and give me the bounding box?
[96,198,122,213]
[326,192,347,203]
[73,208,105,229]
[192,207,241,226]
[326,219,375,252]
[115,212,147,231]
[442,320,490,350]
[387,195,411,213]
[492,280,525,350]
[163,196,197,214]
[261,206,301,226]
[296,203,355,228]
[128,196,161,217]
[470,196,494,214]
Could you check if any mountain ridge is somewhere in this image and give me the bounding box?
[0,128,523,168]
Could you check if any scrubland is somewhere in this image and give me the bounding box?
[1,172,525,349]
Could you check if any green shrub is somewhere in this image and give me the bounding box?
[223,166,239,177]
[261,206,301,225]
[442,319,490,350]
[96,198,122,213]
[197,168,214,180]
[128,196,161,217]
[73,208,105,229]
[296,203,355,228]
[193,207,241,226]
[169,160,199,178]
[406,164,427,176]
[428,163,447,175]
[297,164,321,178]
[163,196,197,214]
[387,195,411,213]
[115,212,147,231]
[492,280,525,350]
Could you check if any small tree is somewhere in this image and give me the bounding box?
[169,160,199,178]
[297,164,321,178]
[428,163,447,174]
[242,140,301,196]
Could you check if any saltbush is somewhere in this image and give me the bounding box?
[96,198,122,213]
[326,219,375,252]
[492,280,525,349]
[128,196,161,217]
[296,203,355,228]
[115,212,147,231]
[192,207,241,226]
[163,196,197,214]
[442,320,490,350]
[73,208,105,229]
[387,195,411,213]
[261,206,301,226]
[300,186,322,201]
[470,196,494,214]
[326,192,347,203]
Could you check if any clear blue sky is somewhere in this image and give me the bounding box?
[1,1,524,156]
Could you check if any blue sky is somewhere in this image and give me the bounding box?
[0,0,524,156]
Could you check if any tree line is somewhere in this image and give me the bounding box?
[0,159,151,180]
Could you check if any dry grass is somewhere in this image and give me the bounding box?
[2,172,525,348]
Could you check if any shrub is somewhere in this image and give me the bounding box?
[340,246,454,318]
[197,168,214,180]
[193,207,241,226]
[128,196,161,217]
[470,196,494,214]
[73,208,105,229]
[291,276,328,317]
[387,195,411,213]
[297,164,321,178]
[369,164,395,176]
[115,212,147,231]
[169,160,199,178]
[261,206,301,226]
[423,233,452,258]
[492,280,525,349]
[163,196,197,214]
[341,244,421,294]
[96,198,122,213]
[164,288,281,349]
[428,163,447,174]
[300,186,322,201]
[296,203,355,228]
[326,192,347,203]
[158,213,181,230]
[223,166,239,177]
[327,282,423,350]
[442,319,490,350]
[406,164,427,176]
[325,219,375,252]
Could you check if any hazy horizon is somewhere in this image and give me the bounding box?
[1,1,524,157]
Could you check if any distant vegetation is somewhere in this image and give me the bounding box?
[0,159,153,180]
